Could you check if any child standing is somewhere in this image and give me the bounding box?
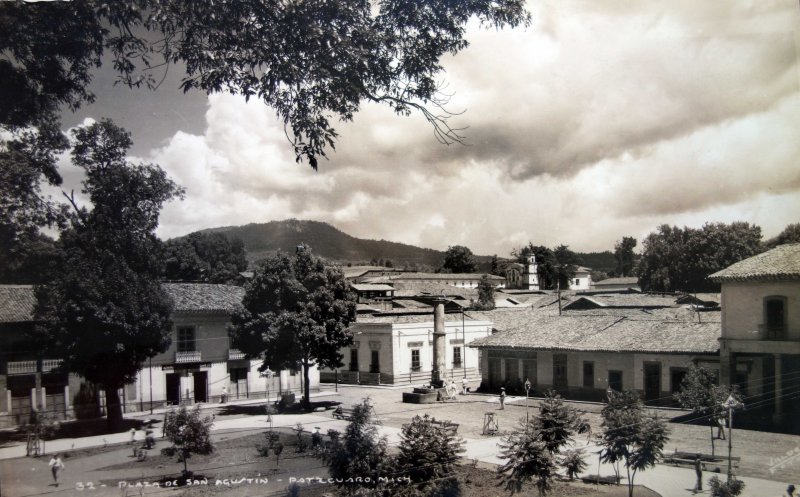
[48,453,64,487]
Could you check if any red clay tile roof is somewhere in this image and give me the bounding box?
[1,284,244,322]
[468,307,720,354]
[162,283,244,313]
[709,243,800,282]
[0,285,36,323]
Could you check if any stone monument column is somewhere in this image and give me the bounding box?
[432,299,447,387]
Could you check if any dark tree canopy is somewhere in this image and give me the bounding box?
[34,119,184,429]
[396,414,464,493]
[613,236,637,277]
[229,249,357,406]
[764,223,800,249]
[0,115,69,283]
[636,222,762,292]
[441,244,477,273]
[1,0,530,168]
[163,232,248,284]
[513,243,581,290]
[475,274,496,310]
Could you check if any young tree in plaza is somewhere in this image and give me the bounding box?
[499,392,589,495]
[396,414,465,495]
[163,405,215,476]
[674,365,740,456]
[598,390,670,497]
[34,119,183,430]
[229,248,357,407]
[326,399,389,495]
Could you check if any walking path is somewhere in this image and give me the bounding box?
[1,387,796,497]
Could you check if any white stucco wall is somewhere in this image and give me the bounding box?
[720,281,800,340]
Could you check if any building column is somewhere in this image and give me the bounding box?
[431,300,446,386]
[64,385,70,417]
[6,390,12,416]
[773,354,783,423]
[719,348,732,388]
[40,387,46,411]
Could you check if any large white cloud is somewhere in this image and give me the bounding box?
[115,1,800,255]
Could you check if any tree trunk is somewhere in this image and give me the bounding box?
[627,466,633,497]
[302,361,311,409]
[104,384,124,432]
[710,424,715,456]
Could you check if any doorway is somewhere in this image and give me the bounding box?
[553,354,568,392]
[166,373,181,405]
[643,362,661,403]
[193,371,208,403]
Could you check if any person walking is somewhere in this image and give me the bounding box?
[221,385,228,404]
[462,377,468,395]
[48,453,65,487]
[692,455,704,493]
[499,387,506,410]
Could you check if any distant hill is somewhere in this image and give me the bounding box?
[179,219,614,272]
[194,219,456,269]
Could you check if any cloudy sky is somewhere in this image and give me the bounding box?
[57,0,800,256]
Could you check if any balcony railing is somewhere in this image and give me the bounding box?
[228,349,246,360]
[42,359,63,373]
[175,351,202,363]
[7,360,37,374]
[759,324,787,340]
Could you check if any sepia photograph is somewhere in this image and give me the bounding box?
[1,1,799,496]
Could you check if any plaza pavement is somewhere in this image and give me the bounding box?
[0,386,796,497]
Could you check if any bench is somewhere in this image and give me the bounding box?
[430,420,459,436]
[332,406,355,420]
[663,454,740,472]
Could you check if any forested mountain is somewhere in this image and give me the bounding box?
[193,219,453,269]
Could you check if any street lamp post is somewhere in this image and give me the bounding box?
[525,378,532,425]
[722,394,743,482]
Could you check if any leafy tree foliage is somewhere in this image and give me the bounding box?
[636,223,762,292]
[34,119,183,430]
[0,115,69,283]
[163,405,214,475]
[475,274,496,310]
[512,244,582,290]
[441,245,477,273]
[764,223,800,249]
[708,476,746,497]
[552,245,581,289]
[498,392,588,496]
[326,399,389,495]
[229,249,356,407]
[613,237,637,277]
[1,1,530,168]
[674,365,738,456]
[598,390,670,497]
[560,449,588,481]
[396,414,465,495]
[163,232,247,283]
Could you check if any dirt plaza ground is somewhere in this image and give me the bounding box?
[0,385,797,497]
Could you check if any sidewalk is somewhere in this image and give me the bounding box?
[1,388,795,497]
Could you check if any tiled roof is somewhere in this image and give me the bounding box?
[0,285,36,323]
[468,308,720,354]
[350,283,396,292]
[374,272,504,281]
[162,283,244,313]
[594,277,640,287]
[709,244,800,282]
[342,266,402,279]
[390,281,478,299]
[356,313,483,324]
